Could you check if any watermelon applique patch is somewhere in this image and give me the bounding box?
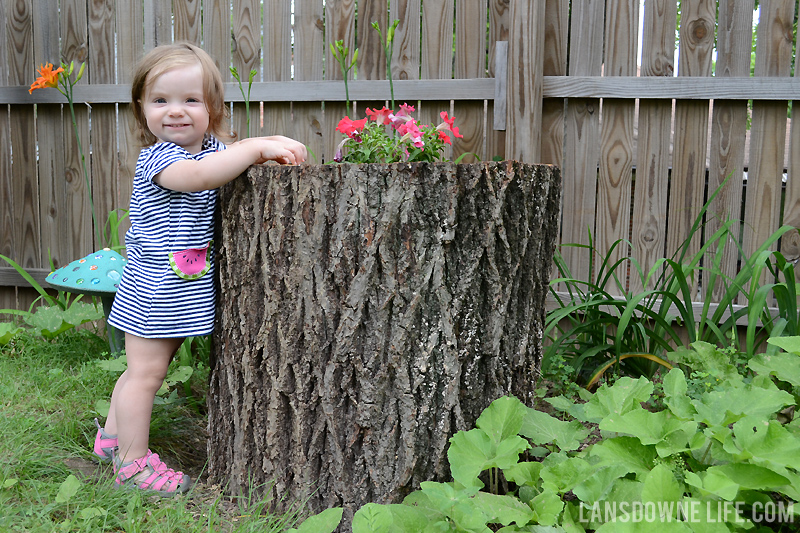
[169,241,212,280]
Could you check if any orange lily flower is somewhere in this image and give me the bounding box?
[29,63,64,94]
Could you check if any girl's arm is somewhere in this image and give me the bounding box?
[154,136,307,192]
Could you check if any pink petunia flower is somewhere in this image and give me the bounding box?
[366,106,393,125]
[437,111,464,139]
[336,116,368,139]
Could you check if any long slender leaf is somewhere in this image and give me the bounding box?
[0,254,60,309]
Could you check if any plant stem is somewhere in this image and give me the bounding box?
[64,86,100,247]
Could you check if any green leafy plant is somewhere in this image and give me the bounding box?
[546,173,798,387]
[0,253,103,341]
[230,66,258,138]
[346,354,800,531]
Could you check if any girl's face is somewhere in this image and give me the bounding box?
[141,63,210,154]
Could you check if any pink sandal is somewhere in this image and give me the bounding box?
[114,450,191,496]
[93,418,117,463]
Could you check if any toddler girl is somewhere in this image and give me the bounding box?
[93,42,306,495]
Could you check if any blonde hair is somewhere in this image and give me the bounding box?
[130,42,235,146]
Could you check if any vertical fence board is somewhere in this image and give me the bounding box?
[742,0,795,265]
[89,0,118,252]
[420,0,454,133]
[596,0,638,289]
[174,0,202,43]
[391,0,421,82]
[324,0,356,162]
[358,0,388,82]
[707,1,753,300]
[486,0,509,161]
[352,0,390,125]
[630,0,677,294]
[231,0,262,139]
[294,0,325,161]
[115,0,143,242]
[32,2,68,269]
[60,0,93,255]
[203,0,231,79]
[0,0,11,265]
[8,0,39,271]
[539,0,567,166]
[785,69,800,279]
[667,0,715,297]
[262,1,292,147]
[1,0,16,310]
[560,0,605,283]
[453,0,487,163]
[505,0,543,163]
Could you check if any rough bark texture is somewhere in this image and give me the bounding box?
[207,161,561,527]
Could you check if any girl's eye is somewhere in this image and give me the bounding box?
[154,97,166,104]
[187,98,199,103]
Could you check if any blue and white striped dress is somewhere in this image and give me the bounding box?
[108,135,225,338]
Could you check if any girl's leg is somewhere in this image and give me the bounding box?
[109,333,183,462]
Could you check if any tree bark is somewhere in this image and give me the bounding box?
[207,161,561,526]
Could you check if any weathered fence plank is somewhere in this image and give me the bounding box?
[630,0,676,295]
[560,0,605,284]
[539,0,567,167]
[293,0,324,161]
[453,0,487,163]
[89,0,117,252]
[323,0,356,161]
[231,0,261,139]
[174,0,202,43]
[486,0,509,161]
[262,1,292,146]
[420,0,454,141]
[506,0,544,164]
[32,1,69,270]
[595,0,638,291]
[742,0,796,271]
[667,0,715,293]
[706,0,753,301]
[0,0,15,310]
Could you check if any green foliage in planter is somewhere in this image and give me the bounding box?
[343,350,800,532]
[545,173,799,386]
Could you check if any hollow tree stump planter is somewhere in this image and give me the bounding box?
[207,161,561,525]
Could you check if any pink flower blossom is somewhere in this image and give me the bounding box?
[336,116,368,139]
[437,111,463,140]
[365,106,393,125]
[397,119,425,149]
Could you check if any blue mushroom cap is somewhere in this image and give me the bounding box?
[46,248,126,297]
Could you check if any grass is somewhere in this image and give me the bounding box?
[0,327,304,532]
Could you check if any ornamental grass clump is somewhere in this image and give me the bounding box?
[333,103,464,163]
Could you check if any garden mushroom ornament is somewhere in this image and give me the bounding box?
[46,248,126,354]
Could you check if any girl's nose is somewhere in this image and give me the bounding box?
[168,103,184,116]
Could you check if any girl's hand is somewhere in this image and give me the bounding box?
[238,136,307,165]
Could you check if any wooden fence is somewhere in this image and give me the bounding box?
[1,0,799,316]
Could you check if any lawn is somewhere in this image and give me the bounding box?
[0,326,303,532]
